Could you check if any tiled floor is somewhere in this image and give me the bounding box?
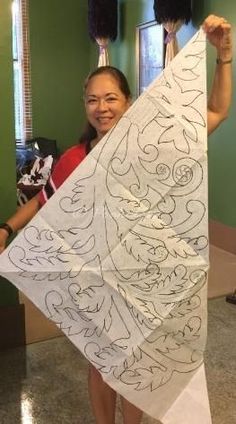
[0,297,235,424]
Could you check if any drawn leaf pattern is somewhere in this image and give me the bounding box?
[0,30,208,418]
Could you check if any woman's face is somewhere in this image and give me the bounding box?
[84,73,131,140]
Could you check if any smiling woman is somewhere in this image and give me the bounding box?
[0,65,144,424]
[38,66,132,204]
[0,12,233,424]
[79,66,132,150]
[84,73,131,143]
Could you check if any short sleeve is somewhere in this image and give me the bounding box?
[38,144,87,206]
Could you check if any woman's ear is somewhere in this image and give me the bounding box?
[127,96,132,108]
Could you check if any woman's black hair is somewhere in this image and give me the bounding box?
[79,66,131,147]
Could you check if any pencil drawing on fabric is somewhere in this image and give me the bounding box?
[0,29,210,421]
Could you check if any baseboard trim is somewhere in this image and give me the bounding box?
[209,219,236,254]
[0,304,25,350]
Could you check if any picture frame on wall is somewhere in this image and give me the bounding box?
[136,20,165,96]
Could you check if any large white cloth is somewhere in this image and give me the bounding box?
[95,37,109,66]
[0,29,211,423]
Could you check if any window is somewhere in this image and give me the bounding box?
[136,21,165,96]
[12,0,32,146]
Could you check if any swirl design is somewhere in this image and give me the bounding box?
[0,29,209,419]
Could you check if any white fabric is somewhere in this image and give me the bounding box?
[0,30,211,422]
[96,37,109,67]
[164,20,183,66]
[162,364,212,424]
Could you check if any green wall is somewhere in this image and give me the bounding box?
[0,0,18,305]
[29,0,90,153]
[205,0,236,226]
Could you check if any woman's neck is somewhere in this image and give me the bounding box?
[90,134,103,149]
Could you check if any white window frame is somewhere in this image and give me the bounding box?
[12,0,32,146]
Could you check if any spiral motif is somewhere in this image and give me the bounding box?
[156,163,170,180]
[173,164,193,186]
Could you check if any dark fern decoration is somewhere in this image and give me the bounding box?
[88,0,118,41]
[153,0,192,24]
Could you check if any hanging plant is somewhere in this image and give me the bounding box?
[153,0,192,24]
[88,0,118,42]
[153,0,192,67]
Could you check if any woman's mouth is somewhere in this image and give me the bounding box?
[97,117,113,124]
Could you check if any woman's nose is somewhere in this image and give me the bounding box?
[97,99,108,111]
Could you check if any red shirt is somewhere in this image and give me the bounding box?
[38,144,87,206]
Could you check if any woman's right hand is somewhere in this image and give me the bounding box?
[0,229,9,254]
[0,195,41,255]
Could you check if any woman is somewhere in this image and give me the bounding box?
[0,14,232,424]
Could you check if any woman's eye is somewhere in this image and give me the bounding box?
[87,99,97,105]
[107,97,117,102]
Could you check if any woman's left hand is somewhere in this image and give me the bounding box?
[202,14,232,61]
